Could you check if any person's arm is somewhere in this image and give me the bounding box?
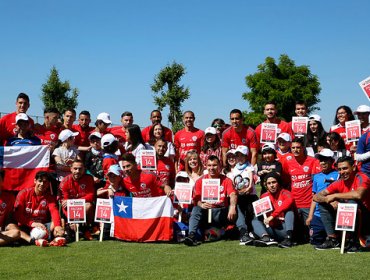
[356,151,370,162]
[227,192,237,221]
[48,198,62,227]
[313,189,330,203]
[306,199,316,226]
[270,191,294,218]
[250,148,258,166]
[221,147,229,167]
[325,187,367,203]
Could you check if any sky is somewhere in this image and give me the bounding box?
[1,0,369,131]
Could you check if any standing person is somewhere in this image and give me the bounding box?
[0,93,34,145]
[326,132,350,161]
[34,107,61,151]
[356,129,370,177]
[147,123,175,161]
[101,133,120,178]
[276,133,292,162]
[330,105,355,151]
[110,111,134,145]
[255,101,294,145]
[72,110,94,148]
[125,124,151,164]
[153,139,176,187]
[184,156,237,246]
[222,109,258,166]
[13,171,66,246]
[141,110,173,143]
[94,112,112,135]
[62,108,77,130]
[211,118,227,140]
[200,127,222,169]
[354,105,370,134]
[289,100,308,136]
[222,149,237,176]
[6,113,41,146]
[174,111,204,171]
[305,115,327,154]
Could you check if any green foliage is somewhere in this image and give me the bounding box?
[41,66,79,113]
[243,54,321,126]
[151,62,190,133]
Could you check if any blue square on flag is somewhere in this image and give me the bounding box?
[113,196,133,218]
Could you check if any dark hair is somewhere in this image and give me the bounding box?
[201,133,221,152]
[148,123,165,145]
[121,153,136,164]
[265,100,277,107]
[72,159,84,166]
[327,132,346,151]
[126,124,145,149]
[17,92,30,103]
[295,100,307,107]
[95,119,108,126]
[79,110,91,117]
[264,171,282,186]
[103,140,119,154]
[63,108,76,115]
[44,107,60,115]
[229,109,242,117]
[337,156,354,166]
[211,118,225,127]
[305,119,327,153]
[292,137,305,147]
[207,155,220,164]
[35,171,50,181]
[316,138,330,149]
[333,105,355,125]
[121,111,133,118]
[150,110,161,117]
[183,110,195,117]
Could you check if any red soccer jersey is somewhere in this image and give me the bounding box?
[0,191,15,228]
[193,174,236,208]
[282,155,321,208]
[60,174,95,203]
[255,119,294,145]
[261,189,294,220]
[154,157,176,187]
[174,128,204,169]
[72,124,95,147]
[326,172,370,211]
[122,171,164,197]
[34,125,61,146]
[330,124,353,151]
[102,155,119,177]
[221,125,259,150]
[110,126,127,144]
[0,112,35,145]
[14,187,61,227]
[141,125,173,143]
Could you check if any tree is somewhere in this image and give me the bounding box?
[151,62,190,133]
[243,54,321,127]
[41,66,79,113]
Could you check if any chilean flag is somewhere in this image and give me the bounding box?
[113,196,173,242]
[0,145,50,191]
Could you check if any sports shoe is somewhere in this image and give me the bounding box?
[92,225,101,236]
[279,237,293,248]
[254,235,278,247]
[35,239,49,247]
[83,230,94,241]
[315,237,340,250]
[49,237,67,247]
[240,233,254,246]
[184,233,200,246]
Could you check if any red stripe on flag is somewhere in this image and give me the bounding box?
[3,167,49,191]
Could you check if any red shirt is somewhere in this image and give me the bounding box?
[0,191,15,228]
[154,157,176,187]
[141,125,173,143]
[193,174,236,208]
[326,172,370,211]
[174,128,204,169]
[255,119,294,145]
[110,126,127,144]
[72,124,95,147]
[261,189,294,220]
[34,125,61,146]
[122,170,164,197]
[330,124,353,151]
[60,174,95,203]
[282,155,321,208]
[222,125,258,150]
[0,112,35,145]
[14,187,61,227]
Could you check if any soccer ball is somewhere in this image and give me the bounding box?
[204,227,224,242]
[30,227,49,240]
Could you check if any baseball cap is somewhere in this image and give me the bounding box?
[235,145,249,156]
[226,149,236,156]
[101,133,117,147]
[107,164,122,176]
[175,171,189,179]
[58,129,79,142]
[88,131,102,140]
[277,133,291,142]
[315,148,334,159]
[309,114,322,122]
[262,143,276,152]
[15,113,29,123]
[354,105,370,114]
[204,127,217,135]
[97,112,112,124]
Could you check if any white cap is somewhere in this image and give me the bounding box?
[15,113,29,123]
[262,143,276,152]
[204,127,217,135]
[315,148,334,159]
[88,131,102,140]
[101,133,117,147]
[107,164,122,176]
[309,114,322,122]
[226,149,236,156]
[354,105,370,114]
[235,145,249,156]
[175,171,189,179]
[58,129,79,142]
[277,132,291,142]
[97,112,112,124]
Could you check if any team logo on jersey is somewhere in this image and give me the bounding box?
[81,184,86,189]
[181,143,185,148]
[41,200,47,207]
[192,136,197,141]
[303,166,309,172]
[50,134,56,140]
[278,200,282,206]
[1,202,6,209]
[140,183,146,189]
[165,165,170,170]
[220,186,224,192]
[242,138,246,144]
[287,156,292,160]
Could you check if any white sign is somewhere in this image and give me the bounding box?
[252,196,273,217]
[345,120,361,142]
[292,117,308,136]
[140,149,157,170]
[260,123,278,144]
[67,199,86,223]
[335,203,357,232]
[359,76,370,102]
[174,183,193,204]
[201,179,220,203]
[94,198,113,223]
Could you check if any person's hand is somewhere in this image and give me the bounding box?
[199,202,213,209]
[306,216,312,226]
[325,194,336,204]
[330,201,339,210]
[54,226,65,237]
[264,216,274,226]
[163,185,173,197]
[62,200,67,209]
[227,206,237,221]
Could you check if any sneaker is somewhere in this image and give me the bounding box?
[83,230,94,241]
[240,233,254,246]
[254,235,278,247]
[279,237,293,248]
[49,237,67,247]
[346,245,360,254]
[35,239,49,247]
[315,237,340,250]
[92,225,101,236]
[184,233,200,246]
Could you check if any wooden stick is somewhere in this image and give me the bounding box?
[263,213,270,228]
[99,223,104,242]
[340,231,346,254]
[76,224,79,242]
[208,208,212,223]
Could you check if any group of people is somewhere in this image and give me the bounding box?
[0,92,370,253]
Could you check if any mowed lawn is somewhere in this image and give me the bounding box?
[1,240,370,280]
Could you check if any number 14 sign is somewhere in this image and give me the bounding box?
[335,203,357,231]
[94,198,113,223]
[140,150,157,170]
[67,199,86,223]
[201,179,220,203]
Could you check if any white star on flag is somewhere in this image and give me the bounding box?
[117,201,128,213]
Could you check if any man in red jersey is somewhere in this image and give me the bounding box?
[255,101,294,145]
[72,110,95,148]
[0,93,35,145]
[153,139,176,187]
[59,160,95,240]
[282,137,321,242]
[222,109,258,166]
[34,107,61,151]
[174,111,204,171]
[110,111,134,145]
[120,153,172,197]
[61,108,77,130]
[184,155,237,246]
[141,110,173,143]
[314,156,370,252]
[13,171,65,246]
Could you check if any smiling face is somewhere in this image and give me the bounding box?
[336,108,348,125]
[295,104,307,117]
[337,161,355,181]
[207,159,220,178]
[16,98,30,114]
[230,113,242,129]
[150,111,162,125]
[309,120,319,133]
[183,112,195,129]
[153,124,163,139]
[264,104,277,120]
[71,162,85,180]
[34,176,50,195]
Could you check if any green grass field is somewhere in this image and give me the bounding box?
[1,239,370,280]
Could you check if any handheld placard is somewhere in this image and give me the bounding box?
[335,203,357,254]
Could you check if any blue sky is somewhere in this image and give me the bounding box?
[1,0,369,131]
